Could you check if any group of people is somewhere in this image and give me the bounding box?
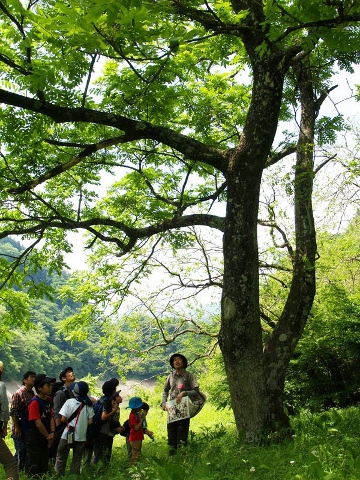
[0,353,201,478]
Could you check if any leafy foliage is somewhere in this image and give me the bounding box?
[0,238,113,379]
[1,0,360,438]
[285,216,360,411]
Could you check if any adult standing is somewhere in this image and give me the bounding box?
[0,360,19,480]
[53,366,76,424]
[51,366,75,463]
[161,353,200,455]
[10,370,36,471]
[25,374,55,477]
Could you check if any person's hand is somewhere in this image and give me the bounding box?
[47,432,54,447]
[176,392,185,404]
[146,430,154,440]
[1,425,7,438]
[161,403,167,411]
[14,426,22,439]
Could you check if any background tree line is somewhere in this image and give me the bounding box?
[0,237,114,380]
[1,237,211,382]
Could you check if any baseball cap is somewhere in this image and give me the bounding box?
[111,390,122,399]
[34,374,56,388]
[59,366,73,381]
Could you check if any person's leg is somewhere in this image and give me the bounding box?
[25,433,47,477]
[167,422,178,454]
[70,442,85,474]
[38,439,50,475]
[0,438,19,480]
[92,433,103,464]
[54,438,70,476]
[176,418,190,447]
[81,443,94,470]
[104,436,114,464]
[129,441,142,466]
[50,424,65,464]
[94,433,112,465]
[11,434,26,471]
[25,433,39,477]
[126,435,131,457]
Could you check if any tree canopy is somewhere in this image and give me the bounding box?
[1,0,360,441]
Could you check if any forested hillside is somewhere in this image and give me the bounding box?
[0,237,117,379]
[0,237,209,381]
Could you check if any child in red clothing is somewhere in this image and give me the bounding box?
[127,397,145,466]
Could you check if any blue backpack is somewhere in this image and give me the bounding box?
[21,397,47,436]
[86,397,108,444]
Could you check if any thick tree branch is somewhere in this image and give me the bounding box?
[0,89,227,174]
[0,211,225,255]
[274,13,360,44]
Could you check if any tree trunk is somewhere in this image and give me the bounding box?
[219,55,318,441]
[262,59,317,436]
[219,59,287,442]
[220,165,265,442]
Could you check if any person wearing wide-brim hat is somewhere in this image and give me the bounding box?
[161,353,200,455]
[126,397,146,466]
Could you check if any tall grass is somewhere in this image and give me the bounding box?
[2,404,360,479]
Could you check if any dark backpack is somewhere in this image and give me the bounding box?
[51,381,71,400]
[85,397,106,445]
[21,397,47,436]
[120,419,130,437]
[92,397,106,431]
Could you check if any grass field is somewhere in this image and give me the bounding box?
[2,403,360,479]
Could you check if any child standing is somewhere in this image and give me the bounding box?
[140,403,154,441]
[125,401,154,457]
[127,397,146,466]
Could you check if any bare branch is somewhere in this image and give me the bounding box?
[81,54,98,108]
[265,144,297,168]
[7,135,135,194]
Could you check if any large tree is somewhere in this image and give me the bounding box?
[0,0,359,440]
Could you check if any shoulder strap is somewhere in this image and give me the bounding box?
[66,403,83,425]
[62,385,71,400]
[32,396,47,413]
[72,403,84,432]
